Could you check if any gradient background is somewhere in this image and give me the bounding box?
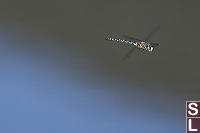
[0,0,199,132]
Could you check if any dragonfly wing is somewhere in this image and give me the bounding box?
[122,35,141,42]
[122,46,137,60]
[144,24,160,41]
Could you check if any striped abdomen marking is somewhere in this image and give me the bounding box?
[106,37,137,46]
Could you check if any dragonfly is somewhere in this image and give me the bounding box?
[106,25,160,60]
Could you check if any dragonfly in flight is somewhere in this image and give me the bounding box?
[106,25,160,60]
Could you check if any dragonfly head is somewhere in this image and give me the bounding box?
[147,44,154,52]
[149,46,154,52]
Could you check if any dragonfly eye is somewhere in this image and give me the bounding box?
[150,47,154,52]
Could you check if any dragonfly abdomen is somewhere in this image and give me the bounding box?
[106,37,137,46]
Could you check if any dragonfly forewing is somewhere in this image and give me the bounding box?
[144,24,160,41]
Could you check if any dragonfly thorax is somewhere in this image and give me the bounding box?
[137,41,153,52]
